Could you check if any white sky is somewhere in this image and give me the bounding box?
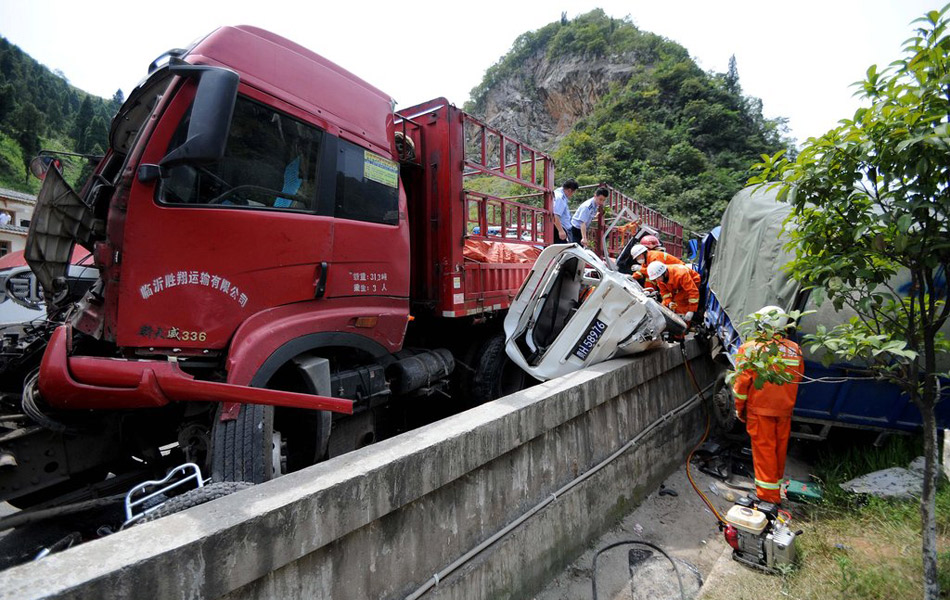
[0,0,940,144]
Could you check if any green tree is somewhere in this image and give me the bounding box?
[725,54,740,96]
[13,101,41,181]
[750,7,950,598]
[83,115,108,156]
[72,95,94,150]
[0,83,15,131]
[110,88,124,113]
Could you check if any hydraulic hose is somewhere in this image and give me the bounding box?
[680,341,725,526]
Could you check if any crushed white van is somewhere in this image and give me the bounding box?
[504,244,686,381]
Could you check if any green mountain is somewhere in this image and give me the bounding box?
[465,10,792,231]
[0,36,118,194]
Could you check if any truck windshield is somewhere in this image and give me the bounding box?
[162,96,325,211]
[160,95,399,224]
[111,68,175,156]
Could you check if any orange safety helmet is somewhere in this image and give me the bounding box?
[641,235,661,249]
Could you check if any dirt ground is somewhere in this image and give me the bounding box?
[534,439,813,600]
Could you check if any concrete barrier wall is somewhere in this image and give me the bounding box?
[0,340,717,600]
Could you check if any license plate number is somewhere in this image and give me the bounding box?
[573,318,607,360]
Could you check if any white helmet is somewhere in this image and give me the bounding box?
[753,305,788,330]
[630,244,649,262]
[646,261,667,281]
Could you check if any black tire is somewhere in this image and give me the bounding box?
[470,333,538,404]
[711,374,738,432]
[211,404,275,484]
[137,482,253,524]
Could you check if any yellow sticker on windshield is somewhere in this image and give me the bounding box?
[364,151,399,188]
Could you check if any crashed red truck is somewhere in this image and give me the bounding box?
[0,26,685,508]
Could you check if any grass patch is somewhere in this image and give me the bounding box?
[0,131,31,192]
[701,432,949,600]
[0,132,94,195]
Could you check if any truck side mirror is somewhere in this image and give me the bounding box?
[137,164,166,183]
[160,65,239,168]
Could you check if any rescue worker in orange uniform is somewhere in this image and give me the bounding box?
[628,244,683,292]
[731,306,804,505]
[646,261,700,323]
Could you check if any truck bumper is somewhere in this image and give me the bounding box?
[38,326,353,414]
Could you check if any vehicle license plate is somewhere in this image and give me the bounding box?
[573,318,607,360]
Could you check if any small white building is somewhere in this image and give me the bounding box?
[0,188,35,257]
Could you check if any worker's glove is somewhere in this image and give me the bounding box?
[669,302,677,312]
[631,264,641,272]
[735,409,746,423]
[685,311,694,322]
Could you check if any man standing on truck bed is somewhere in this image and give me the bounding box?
[571,187,608,248]
[731,306,804,505]
[553,179,579,243]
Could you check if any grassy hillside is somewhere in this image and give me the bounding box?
[0,36,118,193]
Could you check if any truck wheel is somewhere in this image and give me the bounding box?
[711,374,738,431]
[211,404,281,484]
[470,333,536,405]
[136,482,254,524]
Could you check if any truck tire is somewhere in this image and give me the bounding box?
[711,374,738,432]
[137,482,254,524]
[211,404,277,484]
[470,333,536,405]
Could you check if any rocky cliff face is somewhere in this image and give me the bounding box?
[475,51,639,153]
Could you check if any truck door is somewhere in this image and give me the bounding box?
[325,135,410,304]
[116,87,338,350]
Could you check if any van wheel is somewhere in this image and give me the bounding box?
[211,404,282,484]
[470,333,537,404]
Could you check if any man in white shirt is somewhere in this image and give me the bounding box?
[552,179,578,243]
[570,187,608,248]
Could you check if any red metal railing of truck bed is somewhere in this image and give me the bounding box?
[395,100,686,319]
[462,112,553,245]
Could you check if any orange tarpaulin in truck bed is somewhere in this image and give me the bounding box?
[463,239,542,264]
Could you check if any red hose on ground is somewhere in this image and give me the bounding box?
[681,343,725,526]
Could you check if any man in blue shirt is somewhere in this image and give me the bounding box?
[553,179,579,243]
[571,187,608,248]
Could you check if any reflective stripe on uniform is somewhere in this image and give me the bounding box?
[688,298,699,304]
[662,294,671,299]
[733,392,747,400]
[755,478,781,490]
